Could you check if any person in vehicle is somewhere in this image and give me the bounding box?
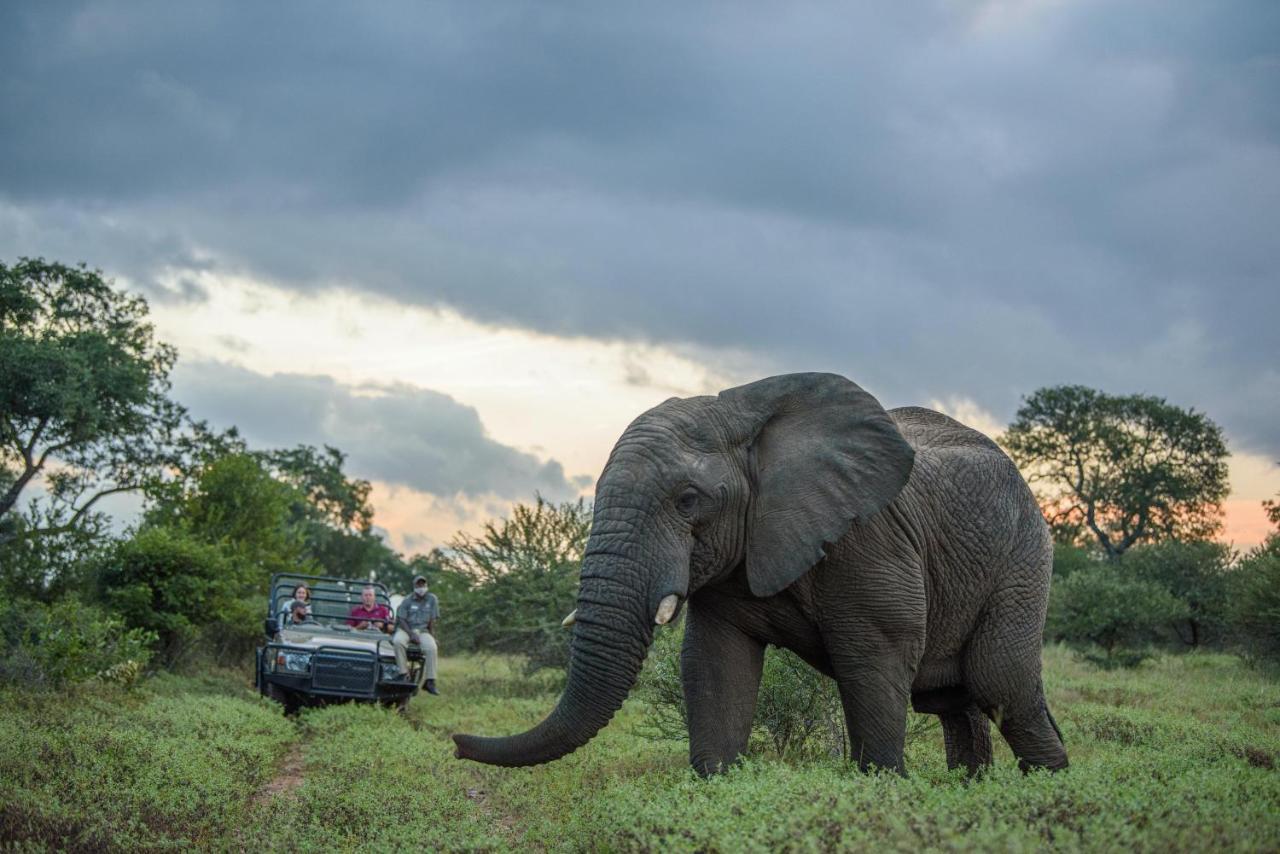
[394,574,439,695]
[279,583,312,627]
[348,585,392,632]
[289,600,317,627]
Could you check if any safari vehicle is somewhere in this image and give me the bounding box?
[255,573,421,714]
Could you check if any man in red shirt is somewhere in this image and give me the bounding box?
[347,585,392,632]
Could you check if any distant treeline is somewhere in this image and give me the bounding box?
[1,257,1277,690]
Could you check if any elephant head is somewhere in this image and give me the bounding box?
[451,372,915,767]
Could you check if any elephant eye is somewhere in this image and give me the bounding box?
[676,487,700,515]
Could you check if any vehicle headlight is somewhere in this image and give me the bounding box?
[380,663,402,682]
[277,651,312,673]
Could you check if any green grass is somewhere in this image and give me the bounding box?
[2,646,1277,851]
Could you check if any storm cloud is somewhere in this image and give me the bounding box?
[173,361,582,501]
[2,2,1278,452]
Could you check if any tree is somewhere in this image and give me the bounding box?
[1122,540,1232,648]
[97,526,236,661]
[443,496,592,673]
[1228,536,1280,663]
[0,258,184,544]
[1046,564,1187,667]
[1264,478,1280,532]
[145,451,309,582]
[257,444,403,581]
[1002,385,1229,559]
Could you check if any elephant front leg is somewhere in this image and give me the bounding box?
[681,604,765,776]
[833,654,914,775]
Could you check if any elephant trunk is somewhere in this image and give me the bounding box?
[452,553,657,767]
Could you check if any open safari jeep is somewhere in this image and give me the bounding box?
[255,573,422,714]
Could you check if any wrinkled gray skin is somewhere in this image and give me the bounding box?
[453,373,1067,776]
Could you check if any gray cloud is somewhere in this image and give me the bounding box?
[2,1,1278,454]
[172,361,580,501]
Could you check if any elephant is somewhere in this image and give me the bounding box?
[453,372,1067,777]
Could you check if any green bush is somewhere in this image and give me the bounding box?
[194,594,266,669]
[1047,564,1188,667]
[1228,536,1280,664]
[1051,542,1100,580]
[96,526,237,663]
[637,622,846,759]
[1122,539,1232,648]
[442,497,590,674]
[0,597,155,688]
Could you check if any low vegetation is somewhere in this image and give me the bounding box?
[3,259,1280,848]
[2,647,1277,851]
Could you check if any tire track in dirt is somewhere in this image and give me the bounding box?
[251,740,307,805]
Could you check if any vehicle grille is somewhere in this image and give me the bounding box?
[313,651,376,694]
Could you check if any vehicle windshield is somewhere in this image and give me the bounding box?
[270,574,394,633]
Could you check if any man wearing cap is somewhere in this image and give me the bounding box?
[393,575,440,695]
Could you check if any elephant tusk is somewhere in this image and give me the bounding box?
[654,594,679,625]
[561,609,577,628]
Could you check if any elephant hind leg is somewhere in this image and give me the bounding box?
[963,590,1068,773]
[940,704,992,778]
[992,692,1068,772]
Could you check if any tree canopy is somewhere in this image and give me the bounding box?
[1002,385,1229,558]
[0,258,184,545]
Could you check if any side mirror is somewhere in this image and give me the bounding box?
[264,617,278,638]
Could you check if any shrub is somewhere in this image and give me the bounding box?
[637,622,846,760]
[96,526,237,663]
[442,497,590,674]
[1051,542,1099,580]
[1228,536,1280,664]
[194,594,265,669]
[1047,564,1187,667]
[1121,539,1232,648]
[0,597,155,688]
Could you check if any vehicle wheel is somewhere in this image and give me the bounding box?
[265,682,301,716]
[381,696,410,715]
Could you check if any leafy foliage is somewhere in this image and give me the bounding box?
[0,258,185,546]
[156,451,306,576]
[0,507,109,601]
[442,496,591,673]
[0,597,155,688]
[96,526,238,662]
[1228,535,1280,664]
[1002,385,1229,557]
[257,444,406,581]
[1050,542,1098,580]
[1046,564,1188,667]
[1121,539,1232,648]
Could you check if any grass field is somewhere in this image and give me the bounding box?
[2,645,1278,851]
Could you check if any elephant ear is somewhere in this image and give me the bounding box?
[719,373,915,598]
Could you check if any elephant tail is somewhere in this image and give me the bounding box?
[1041,689,1064,744]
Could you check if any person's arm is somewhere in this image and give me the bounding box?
[395,601,419,642]
[427,595,439,637]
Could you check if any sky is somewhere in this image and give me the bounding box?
[2,0,1277,552]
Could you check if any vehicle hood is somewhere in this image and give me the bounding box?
[278,628,395,657]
